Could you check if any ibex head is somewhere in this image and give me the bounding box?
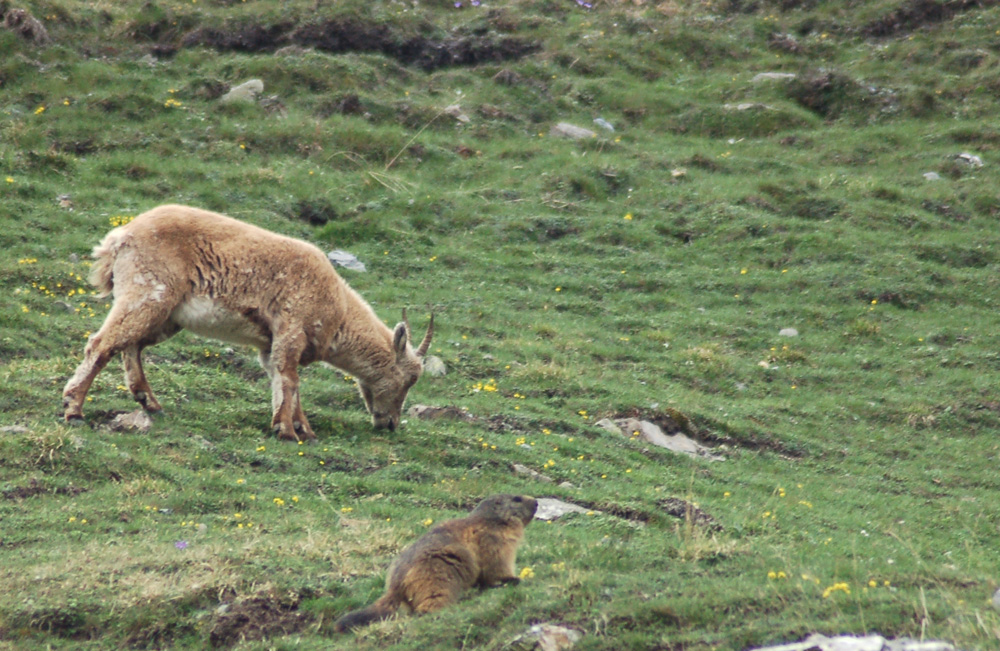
[358,309,434,431]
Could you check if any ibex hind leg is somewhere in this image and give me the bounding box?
[123,322,181,414]
[63,297,178,422]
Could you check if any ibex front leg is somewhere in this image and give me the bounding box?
[260,335,316,442]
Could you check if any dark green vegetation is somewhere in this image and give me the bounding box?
[3,0,1000,648]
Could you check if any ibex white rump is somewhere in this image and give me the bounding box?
[62,204,433,441]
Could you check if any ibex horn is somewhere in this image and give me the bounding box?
[417,313,434,358]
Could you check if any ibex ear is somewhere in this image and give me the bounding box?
[392,322,408,361]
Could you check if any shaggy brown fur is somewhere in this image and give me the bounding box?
[334,494,538,632]
[62,204,432,440]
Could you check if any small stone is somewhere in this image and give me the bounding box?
[108,410,152,433]
[444,104,471,124]
[956,152,983,167]
[534,498,595,521]
[407,404,475,422]
[0,425,30,435]
[779,327,799,337]
[923,172,941,181]
[504,623,582,651]
[593,117,615,132]
[512,463,554,483]
[751,72,798,83]
[594,418,622,436]
[725,102,772,111]
[993,587,1000,610]
[550,122,596,140]
[613,418,723,462]
[327,249,366,272]
[422,356,447,377]
[220,79,264,104]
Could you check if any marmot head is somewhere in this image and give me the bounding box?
[472,494,537,526]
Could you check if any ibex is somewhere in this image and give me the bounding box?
[62,204,433,441]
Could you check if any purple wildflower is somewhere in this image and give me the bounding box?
[175,540,188,549]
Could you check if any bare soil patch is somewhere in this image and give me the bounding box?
[862,0,1000,38]
[180,19,539,70]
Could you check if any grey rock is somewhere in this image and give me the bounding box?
[752,72,798,83]
[956,152,983,167]
[993,587,1000,609]
[597,418,723,462]
[923,172,942,181]
[534,497,596,521]
[779,327,799,337]
[725,102,773,111]
[550,122,596,140]
[220,79,264,104]
[445,104,471,124]
[422,355,447,377]
[0,425,30,435]
[192,435,215,451]
[108,410,152,433]
[512,463,554,483]
[594,418,622,436]
[593,117,615,132]
[407,404,475,422]
[504,623,582,651]
[327,249,366,272]
[748,633,957,651]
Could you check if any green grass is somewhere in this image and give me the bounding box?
[3,0,1000,648]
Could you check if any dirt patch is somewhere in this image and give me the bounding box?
[658,497,723,532]
[2,7,51,45]
[180,18,539,71]
[3,478,87,500]
[862,0,1000,38]
[209,590,309,648]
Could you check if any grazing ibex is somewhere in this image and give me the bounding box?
[62,204,433,441]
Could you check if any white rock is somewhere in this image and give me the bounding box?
[992,587,1000,609]
[752,72,798,83]
[550,122,596,140]
[444,104,471,123]
[749,633,957,651]
[505,623,582,651]
[422,355,447,377]
[779,327,799,337]
[109,410,152,433]
[593,117,615,132]
[956,152,983,167]
[594,418,622,436]
[923,172,942,181]
[221,79,264,104]
[512,463,554,483]
[610,418,723,462]
[534,498,596,521]
[327,249,366,272]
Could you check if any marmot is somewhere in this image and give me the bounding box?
[334,494,538,632]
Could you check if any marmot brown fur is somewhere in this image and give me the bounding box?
[334,494,538,632]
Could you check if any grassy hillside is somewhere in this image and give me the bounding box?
[3,0,1000,648]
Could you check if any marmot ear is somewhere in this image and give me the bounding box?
[392,322,408,360]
